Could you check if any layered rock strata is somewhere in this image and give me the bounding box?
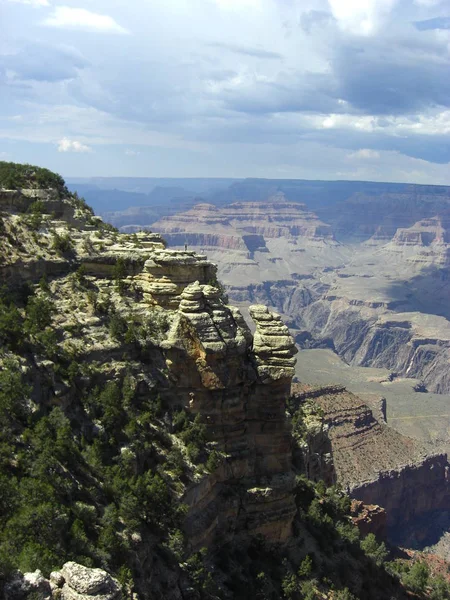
[292,384,450,546]
[163,293,298,548]
[150,199,335,258]
[302,301,450,393]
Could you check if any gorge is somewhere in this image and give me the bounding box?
[2,164,450,600]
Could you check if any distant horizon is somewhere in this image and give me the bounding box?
[65,174,450,188]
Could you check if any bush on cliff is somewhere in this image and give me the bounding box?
[0,161,66,191]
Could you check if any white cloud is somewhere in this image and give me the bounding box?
[57,138,92,153]
[348,148,380,159]
[328,0,398,35]
[5,0,49,6]
[43,7,128,34]
[125,149,140,156]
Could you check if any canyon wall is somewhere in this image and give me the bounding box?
[291,384,450,547]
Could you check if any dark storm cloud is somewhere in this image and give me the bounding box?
[331,37,450,115]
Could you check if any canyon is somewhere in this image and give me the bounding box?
[98,183,450,558]
[3,165,450,598]
[141,195,450,410]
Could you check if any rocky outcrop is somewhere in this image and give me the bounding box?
[297,384,450,547]
[137,250,217,308]
[350,500,387,540]
[58,562,122,600]
[1,180,301,598]
[250,304,297,382]
[4,570,52,600]
[0,188,96,228]
[150,199,336,255]
[163,295,298,548]
[4,563,122,600]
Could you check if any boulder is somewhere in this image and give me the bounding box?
[59,562,122,600]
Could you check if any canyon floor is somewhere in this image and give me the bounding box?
[294,347,450,455]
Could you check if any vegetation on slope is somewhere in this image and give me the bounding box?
[0,161,67,192]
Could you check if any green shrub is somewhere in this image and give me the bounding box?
[25,295,55,334]
[334,588,357,599]
[25,200,45,230]
[205,450,222,473]
[360,533,388,566]
[430,575,450,599]
[0,359,30,423]
[0,297,24,350]
[298,555,313,579]
[402,561,429,594]
[52,232,73,255]
[109,312,128,340]
[281,572,299,598]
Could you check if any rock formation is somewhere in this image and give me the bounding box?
[291,384,450,547]
[4,562,122,600]
[350,501,387,540]
[150,198,335,258]
[163,296,298,548]
[139,188,450,399]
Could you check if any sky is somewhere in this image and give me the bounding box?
[1,0,450,183]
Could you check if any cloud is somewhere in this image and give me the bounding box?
[57,138,92,153]
[43,7,129,34]
[207,42,283,60]
[0,43,89,82]
[348,149,381,159]
[328,0,398,35]
[125,149,140,156]
[1,0,450,180]
[212,0,262,11]
[330,34,450,115]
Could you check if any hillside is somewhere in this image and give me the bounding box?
[1,162,449,600]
